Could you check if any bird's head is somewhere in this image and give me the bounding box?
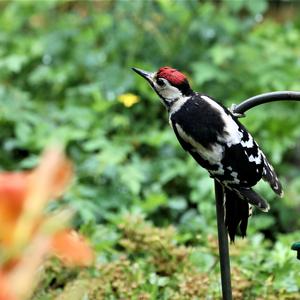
[132,66,193,108]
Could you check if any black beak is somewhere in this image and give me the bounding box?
[131,67,153,82]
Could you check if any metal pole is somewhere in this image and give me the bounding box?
[214,91,300,300]
[214,180,232,300]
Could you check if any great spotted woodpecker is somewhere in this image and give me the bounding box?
[132,66,283,241]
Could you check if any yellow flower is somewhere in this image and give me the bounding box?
[118,93,140,107]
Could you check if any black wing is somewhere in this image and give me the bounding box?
[229,114,283,195]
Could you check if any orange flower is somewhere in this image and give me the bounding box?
[0,271,16,300]
[0,147,94,300]
[0,173,29,244]
[51,230,94,266]
[0,148,73,246]
[12,147,73,247]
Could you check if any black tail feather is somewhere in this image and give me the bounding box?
[224,188,249,242]
[233,187,270,212]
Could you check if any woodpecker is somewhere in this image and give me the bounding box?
[132,66,283,241]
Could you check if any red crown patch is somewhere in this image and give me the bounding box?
[157,66,187,85]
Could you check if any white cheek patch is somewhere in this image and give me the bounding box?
[158,84,182,100]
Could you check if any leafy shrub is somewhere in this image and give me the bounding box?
[33,214,300,299]
[0,0,299,298]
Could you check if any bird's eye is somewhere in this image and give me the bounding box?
[156,78,165,87]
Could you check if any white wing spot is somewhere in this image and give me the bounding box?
[210,164,225,175]
[249,153,262,164]
[241,135,254,148]
[248,204,253,217]
[222,171,240,184]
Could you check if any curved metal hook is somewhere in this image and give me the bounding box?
[233,91,300,115]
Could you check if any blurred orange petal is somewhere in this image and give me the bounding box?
[7,236,51,300]
[0,272,16,300]
[0,173,29,244]
[0,173,28,218]
[51,230,93,266]
[0,147,73,247]
[41,147,73,198]
[13,147,73,246]
[28,147,73,201]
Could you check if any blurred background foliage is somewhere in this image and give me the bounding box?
[0,0,300,298]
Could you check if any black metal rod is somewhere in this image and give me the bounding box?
[214,91,300,300]
[215,180,232,300]
[233,91,300,115]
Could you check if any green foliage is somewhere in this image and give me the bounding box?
[33,214,300,299]
[0,0,300,298]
